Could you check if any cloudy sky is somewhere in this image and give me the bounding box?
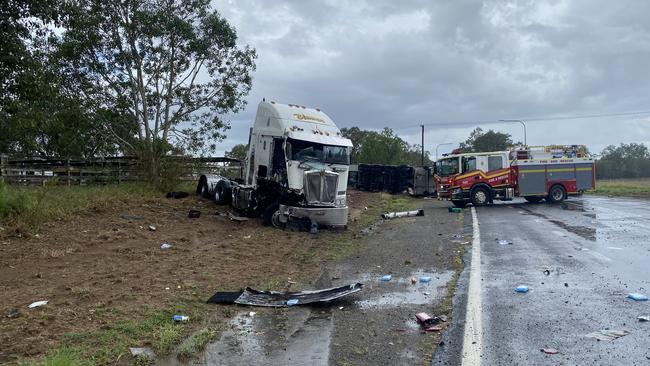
[211,0,650,157]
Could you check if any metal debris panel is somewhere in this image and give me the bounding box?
[234,283,364,307]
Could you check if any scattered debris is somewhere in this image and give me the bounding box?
[410,276,417,284]
[415,312,446,331]
[381,209,424,219]
[448,207,462,213]
[129,347,156,360]
[243,235,251,239]
[543,269,550,276]
[228,212,250,222]
[173,315,189,322]
[248,311,256,317]
[497,239,513,246]
[160,243,173,250]
[423,292,430,296]
[339,306,344,310]
[6,308,20,318]
[166,191,189,199]
[286,299,299,306]
[148,224,156,231]
[585,329,630,341]
[381,275,392,281]
[188,210,201,218]
[515,285,529,293]
[121,214,144,221]
[540,348,559,355]
[627,293,648,301]
[207,283,364,307]
[28,300,48,308]
[637,315,649,322]
[419,276,432,283]
[310,220,319,234]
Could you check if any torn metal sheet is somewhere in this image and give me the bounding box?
[208,283,363,307]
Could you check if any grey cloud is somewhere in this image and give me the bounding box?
[212,0,650,155]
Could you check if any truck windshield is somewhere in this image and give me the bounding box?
[288,138,350,165]
[436,158,459,176]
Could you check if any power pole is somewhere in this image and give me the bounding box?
[420,124,425,166]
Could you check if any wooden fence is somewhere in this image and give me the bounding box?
[0,155,243,186]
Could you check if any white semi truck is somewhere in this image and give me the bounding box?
[197,101,353,229]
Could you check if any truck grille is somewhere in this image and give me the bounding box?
[304,171,338,204]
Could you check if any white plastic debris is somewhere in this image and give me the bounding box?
[248,311,257,317]
[28,300,48,308]
[497,239,513,245]
[148,225,156,231]
[160,243,173,249]
[129,347,155,359]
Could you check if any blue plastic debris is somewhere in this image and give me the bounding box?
[286,299,299,306]
[515,285,529,293]
[419,276,432,283]
[627,293,648,301]
[381,275,392,281]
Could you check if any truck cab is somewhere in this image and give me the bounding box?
[198,101,353,229]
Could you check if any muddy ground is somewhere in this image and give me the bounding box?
[191,199,467,366]
[0,190,378,363]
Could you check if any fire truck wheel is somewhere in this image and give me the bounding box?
[198,179,210,199]
[471,186,490,206]
[548,185,566,203]
[524,196,543,203]
[452,200,467,208]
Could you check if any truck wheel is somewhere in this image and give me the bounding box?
[263,202,283,228]
[524,196,543,203]
[547,185,566,203]
[471,187,490,206]
[214,180,232,205]
[452,200,467,208]
[197,178,210,199]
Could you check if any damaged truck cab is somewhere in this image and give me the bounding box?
[197,101,352,228]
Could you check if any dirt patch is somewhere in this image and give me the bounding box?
[0,189,378,363]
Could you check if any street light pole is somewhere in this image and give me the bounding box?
[499,119,527,146]
[420,124,425,166]
[435,142,457,161]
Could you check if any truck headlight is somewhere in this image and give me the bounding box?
[335,198,346,206]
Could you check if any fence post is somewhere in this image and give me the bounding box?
[0,154,7,182]
[67,158,71,186]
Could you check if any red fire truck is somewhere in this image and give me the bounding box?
[435,145,596,207]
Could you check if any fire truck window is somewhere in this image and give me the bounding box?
[463,157,476,172]
[488,155,503,171]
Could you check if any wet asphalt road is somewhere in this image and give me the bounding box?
[435,195,650,366]
[184,199,465,366]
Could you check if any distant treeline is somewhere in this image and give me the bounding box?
[596,143,650,179]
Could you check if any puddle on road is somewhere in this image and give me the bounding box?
[198,269,454,365]
[202,307,333,366]
[355,270,454,310]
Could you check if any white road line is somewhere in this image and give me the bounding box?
[461,207,482,366]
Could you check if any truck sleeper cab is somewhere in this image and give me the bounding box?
[197,101,352,228]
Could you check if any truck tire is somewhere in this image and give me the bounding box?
[547,185,566,203]
[524,196,543,203]
[263,202,283,228]
[471,186,490,206]
[197,178,210,199]
[452,200,468,208]
[214,180,232,205]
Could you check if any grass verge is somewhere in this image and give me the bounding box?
[589,178,650,198]
[318,193,421,262]
[0,181,195,234]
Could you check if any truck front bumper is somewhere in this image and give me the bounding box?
[279,204,348,228]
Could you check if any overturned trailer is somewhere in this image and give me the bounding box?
[197,101,353,228]
[356,164,435,196]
